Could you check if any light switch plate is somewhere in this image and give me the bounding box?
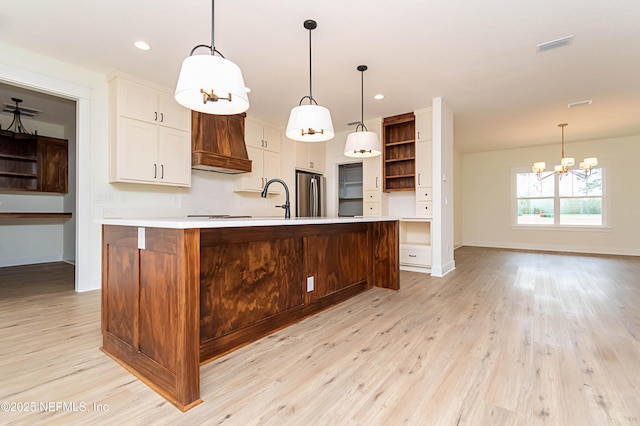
[306,276,314,292]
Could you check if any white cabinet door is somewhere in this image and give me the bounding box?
[415,140,432,188]
[158,128,191,186]
[244,120,264,150]
[263,150,281,194]
[118,117,157,182]
[415,109,432,142]
[238,146,265,191]
[363,156,382,190]
[158,93,190,131]
[236,121,282,193]
[294,141,325,173]
[119,80,158,124]
[263,125,281,154]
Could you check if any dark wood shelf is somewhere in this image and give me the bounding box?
[0,153,37,162]
[385,140,415,147]
[386,174,415,179]
[0,171,37,178]
[385,157,415,163]
[0,212,72,219]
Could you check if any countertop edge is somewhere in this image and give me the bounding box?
[97,216,401,229]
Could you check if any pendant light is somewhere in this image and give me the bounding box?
[5,98,33,134]
[344,65,381,157]
[174,0,249,115]
[285,20,334,142]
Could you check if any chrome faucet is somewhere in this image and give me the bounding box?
[261,179,291,219]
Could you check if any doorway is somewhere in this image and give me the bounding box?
[338,163,363,217]
[0,82,77,289]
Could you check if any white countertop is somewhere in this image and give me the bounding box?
[99,215,400,229]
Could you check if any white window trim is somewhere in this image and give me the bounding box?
[511,162,610,230]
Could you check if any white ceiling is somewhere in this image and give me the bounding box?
[1,0,639,153]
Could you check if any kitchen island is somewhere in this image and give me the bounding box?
[100,216,399,411]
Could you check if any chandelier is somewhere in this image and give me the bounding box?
[532,123,597,180]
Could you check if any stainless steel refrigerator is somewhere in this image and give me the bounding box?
[296,170,326,217]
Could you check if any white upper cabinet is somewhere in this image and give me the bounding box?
[117,79,190,132]
[236,119,282,193]
[414,107,432,142]
[109,75,191,187]
[294,141,325,173]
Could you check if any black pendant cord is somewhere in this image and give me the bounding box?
[360,69,364,126]
[356,65,368,132]
[211,0,215,56]
[188,0,225,57]
[308,25,313,105]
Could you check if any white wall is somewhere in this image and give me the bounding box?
[462,134,640,256]
[453,148,463,248]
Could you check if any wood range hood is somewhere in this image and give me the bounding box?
[191,111,252,174]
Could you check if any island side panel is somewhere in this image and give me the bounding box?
[101,225,202,411]
[370,221,400,290]
[304,223,369,303]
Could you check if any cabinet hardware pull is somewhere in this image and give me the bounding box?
[376,176,378,188]
[154,112,158,121]
[160,113,164,123]
[264,140,268,148]
[425,206,429,210]
[261,140,264,147]
[418,173,421,186]
[417,131,420,139]
[409,254,417,258]
[153,163,157,179]
[161,164,164,179]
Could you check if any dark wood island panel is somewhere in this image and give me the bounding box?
[101,220,398,411]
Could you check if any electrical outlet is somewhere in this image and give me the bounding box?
[306,276,314,292]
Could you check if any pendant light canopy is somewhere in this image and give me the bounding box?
[285,20,334,142]
[344,65,381,158]
[175,0,249,115]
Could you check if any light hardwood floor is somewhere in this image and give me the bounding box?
[1,247,639,425]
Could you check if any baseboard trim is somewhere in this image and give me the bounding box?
[461,240,640,257]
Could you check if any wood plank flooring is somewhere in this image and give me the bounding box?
[0,247,639,425]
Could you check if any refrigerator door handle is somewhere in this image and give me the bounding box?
[311,177,318,216]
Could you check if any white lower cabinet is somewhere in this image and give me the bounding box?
[399,219,431,273]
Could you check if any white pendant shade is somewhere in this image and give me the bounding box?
[175,54,249,115]
[344,131,381,158]
[286,104,334,142]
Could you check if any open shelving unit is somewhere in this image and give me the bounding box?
[0,130,68,193]
[383,112,415,192]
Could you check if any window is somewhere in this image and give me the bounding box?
[514,168,604,226]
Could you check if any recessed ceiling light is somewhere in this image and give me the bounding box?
[374,94,384,100]
[134,41,151,51]
[568,99,592,108]
[536,35,574,52]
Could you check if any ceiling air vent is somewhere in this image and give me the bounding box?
[536,35,574,52]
